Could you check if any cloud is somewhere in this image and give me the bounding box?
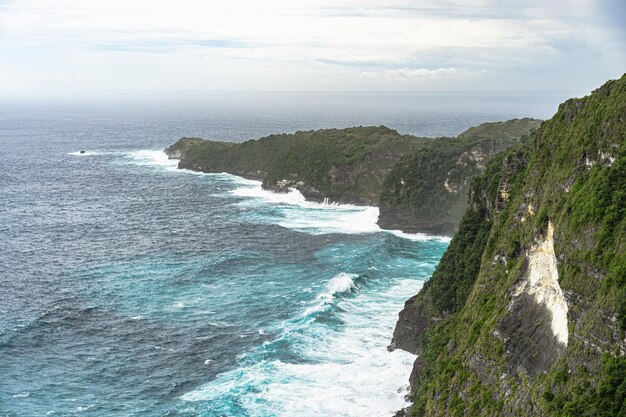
[0,0,623,93]
[383,67,458,79]
[0,1,593,60]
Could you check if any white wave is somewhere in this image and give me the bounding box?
[279,206,381,235]
[182,278,424,417]
[124,150,179,171]
[118,153,451,241]
[215,173,260,186]
[326,272,356,295]
[229,182,451,241]
[387,229,452,243]
[231,184,308,205]
[231,183,382,235]
[303,273,357,317]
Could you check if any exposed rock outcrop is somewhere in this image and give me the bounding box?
[389,293,440,355]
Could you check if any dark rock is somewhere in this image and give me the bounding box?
[390,294,439,355]
[498,293,567,378]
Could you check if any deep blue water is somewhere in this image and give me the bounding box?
[0,93,558,416]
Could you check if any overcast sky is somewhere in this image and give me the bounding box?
[0,0,624,97]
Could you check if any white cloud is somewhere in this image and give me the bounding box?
[0,0,623,93]
[383,67,458,79]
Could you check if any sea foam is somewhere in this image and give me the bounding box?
[326,272,357,295]
[123,150,449,241]
[302,273,358,317]
[229,179,449,240]
[230,182,382,235]
[182,277,423,417]
[125,150,179,171]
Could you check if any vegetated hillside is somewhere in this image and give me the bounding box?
[166,120,537,226]
[390,74,626,416]
[165,126,427,205]
[457,117,543,141]
[262,126,426,204]
[164,134,302,181]
[378,118,541,236]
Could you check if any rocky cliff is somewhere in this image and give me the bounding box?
[165,120,538,232]
[166,126,426,204]
[390,75,626,416]
[378,118,541,236]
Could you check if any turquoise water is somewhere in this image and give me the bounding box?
[0,95,555,416]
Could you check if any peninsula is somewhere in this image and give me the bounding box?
[165,119,540,235]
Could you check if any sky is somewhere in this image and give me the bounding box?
[0,0,624,97]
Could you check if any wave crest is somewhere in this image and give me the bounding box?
[326,272,357,296]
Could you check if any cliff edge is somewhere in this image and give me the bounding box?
[165,120,539,235]
[390,74,626,416]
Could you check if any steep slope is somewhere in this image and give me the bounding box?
[378,118,541,236]
[166,120,538,225]
[390,75,626,416]
[166,126,427,205]
[262,126,424,204]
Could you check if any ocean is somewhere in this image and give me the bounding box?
[0,92,559,416]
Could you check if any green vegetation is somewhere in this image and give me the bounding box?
[166,126,427,204]
[550,355,626,416]
[263,126,424,203]
[378,118,540,235]
[458,118,542,141]
[167,119,539,232]
[419,148,526,315]
[165,133,303,181]
[396,74,626,416]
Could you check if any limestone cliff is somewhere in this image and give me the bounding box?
[165,120,538,232]
[165,126,426,204]
[390,75,626,416]
[378,118,541,236]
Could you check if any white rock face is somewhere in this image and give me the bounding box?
[443,175,457,193]
[513,221,569,346]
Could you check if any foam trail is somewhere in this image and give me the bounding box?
[231,184,308,206]
[124,150,179,171]
[230,183,382,235]
[182,277,424,417]
[121,154,450,241]
[325,272,356,295]
[302,273,357,317]
[387,229,452,243]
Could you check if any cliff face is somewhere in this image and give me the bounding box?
[391,75,626,416]
[165,120,538,232]
[165,126,426,204]
[261,126,423,204]
[378,118,541,236]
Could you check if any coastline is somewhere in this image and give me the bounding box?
[167,153,452,243]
